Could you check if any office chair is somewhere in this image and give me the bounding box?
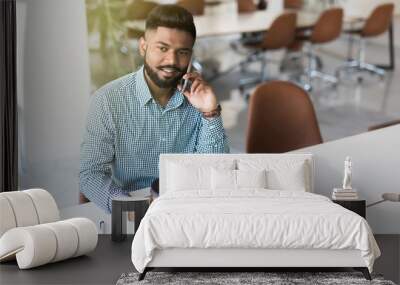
[289,7,343,91]
[284,0,303,9]
[125,0,158,21]
[124,0,158,40]
[237,12,297,90]
[177,0,205,16]
[238,0,257,13]
[232,0,262,56]
[335,3,394,81]
[246,81,322,153]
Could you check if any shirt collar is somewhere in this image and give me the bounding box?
[135,65,185,110]
[166,89,185,110]
[135,66,153,107]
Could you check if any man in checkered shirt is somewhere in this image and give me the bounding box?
[80,5,229,213]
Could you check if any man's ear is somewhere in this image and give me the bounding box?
[139,37,147,57]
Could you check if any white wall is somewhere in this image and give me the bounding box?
[294,125,400,234]
[17,0,91,208]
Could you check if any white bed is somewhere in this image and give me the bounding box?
[131,154,380,280]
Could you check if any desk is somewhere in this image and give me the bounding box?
[125,9,319,38]
[193,10,318,37]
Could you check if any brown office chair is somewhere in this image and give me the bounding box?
[177,0,205,16]
[238,12,297,89]
[284,0,303,9]
[235,0,259,43]
[246,81,322,153]
[125,0,158,39]
[238,0,257,13]
[336,4,394,80]
[289,7,343,91]
[125,0,158,20]
[361,4,394,37]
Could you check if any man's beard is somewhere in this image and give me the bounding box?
[143,59,185,89]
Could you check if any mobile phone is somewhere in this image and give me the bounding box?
[181,58,193,92]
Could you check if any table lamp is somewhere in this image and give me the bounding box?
[367,193,400,207]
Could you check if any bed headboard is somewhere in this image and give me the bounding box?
[159,153,314,195]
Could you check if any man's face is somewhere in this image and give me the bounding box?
[139,27,194,88]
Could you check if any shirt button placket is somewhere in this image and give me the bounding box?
[160,111,168,152]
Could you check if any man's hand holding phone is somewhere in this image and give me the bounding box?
[178,71,219,114]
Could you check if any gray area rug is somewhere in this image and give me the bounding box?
[116,272,396,285]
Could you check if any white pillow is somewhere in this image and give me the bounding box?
[237,158,309,192]
[211,168,236,190]
[237,169,267,189]
[268,165,306,191]
[211,168,267,191]
[166,160,235,192]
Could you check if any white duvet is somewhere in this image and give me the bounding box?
[131,190,380,273]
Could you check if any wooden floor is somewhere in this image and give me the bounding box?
[0,235,398,285]
[374,234,400,284]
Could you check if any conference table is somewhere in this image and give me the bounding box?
[197,9,322,37]
[125,2,396,70]
[125,9,319,38]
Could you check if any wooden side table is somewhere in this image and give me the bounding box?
[332,199,366,218]
[112,196,150,242]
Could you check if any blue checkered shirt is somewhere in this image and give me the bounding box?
[80,66,229,213]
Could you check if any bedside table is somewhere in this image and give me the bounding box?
[333,199,366,218]
[112,196,150,242]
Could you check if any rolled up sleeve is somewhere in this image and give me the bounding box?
[195,116,230,153]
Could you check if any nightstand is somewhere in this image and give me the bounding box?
[333,199,366,218]
[111,196,150,242]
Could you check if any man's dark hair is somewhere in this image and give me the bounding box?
[145,4,196,41]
